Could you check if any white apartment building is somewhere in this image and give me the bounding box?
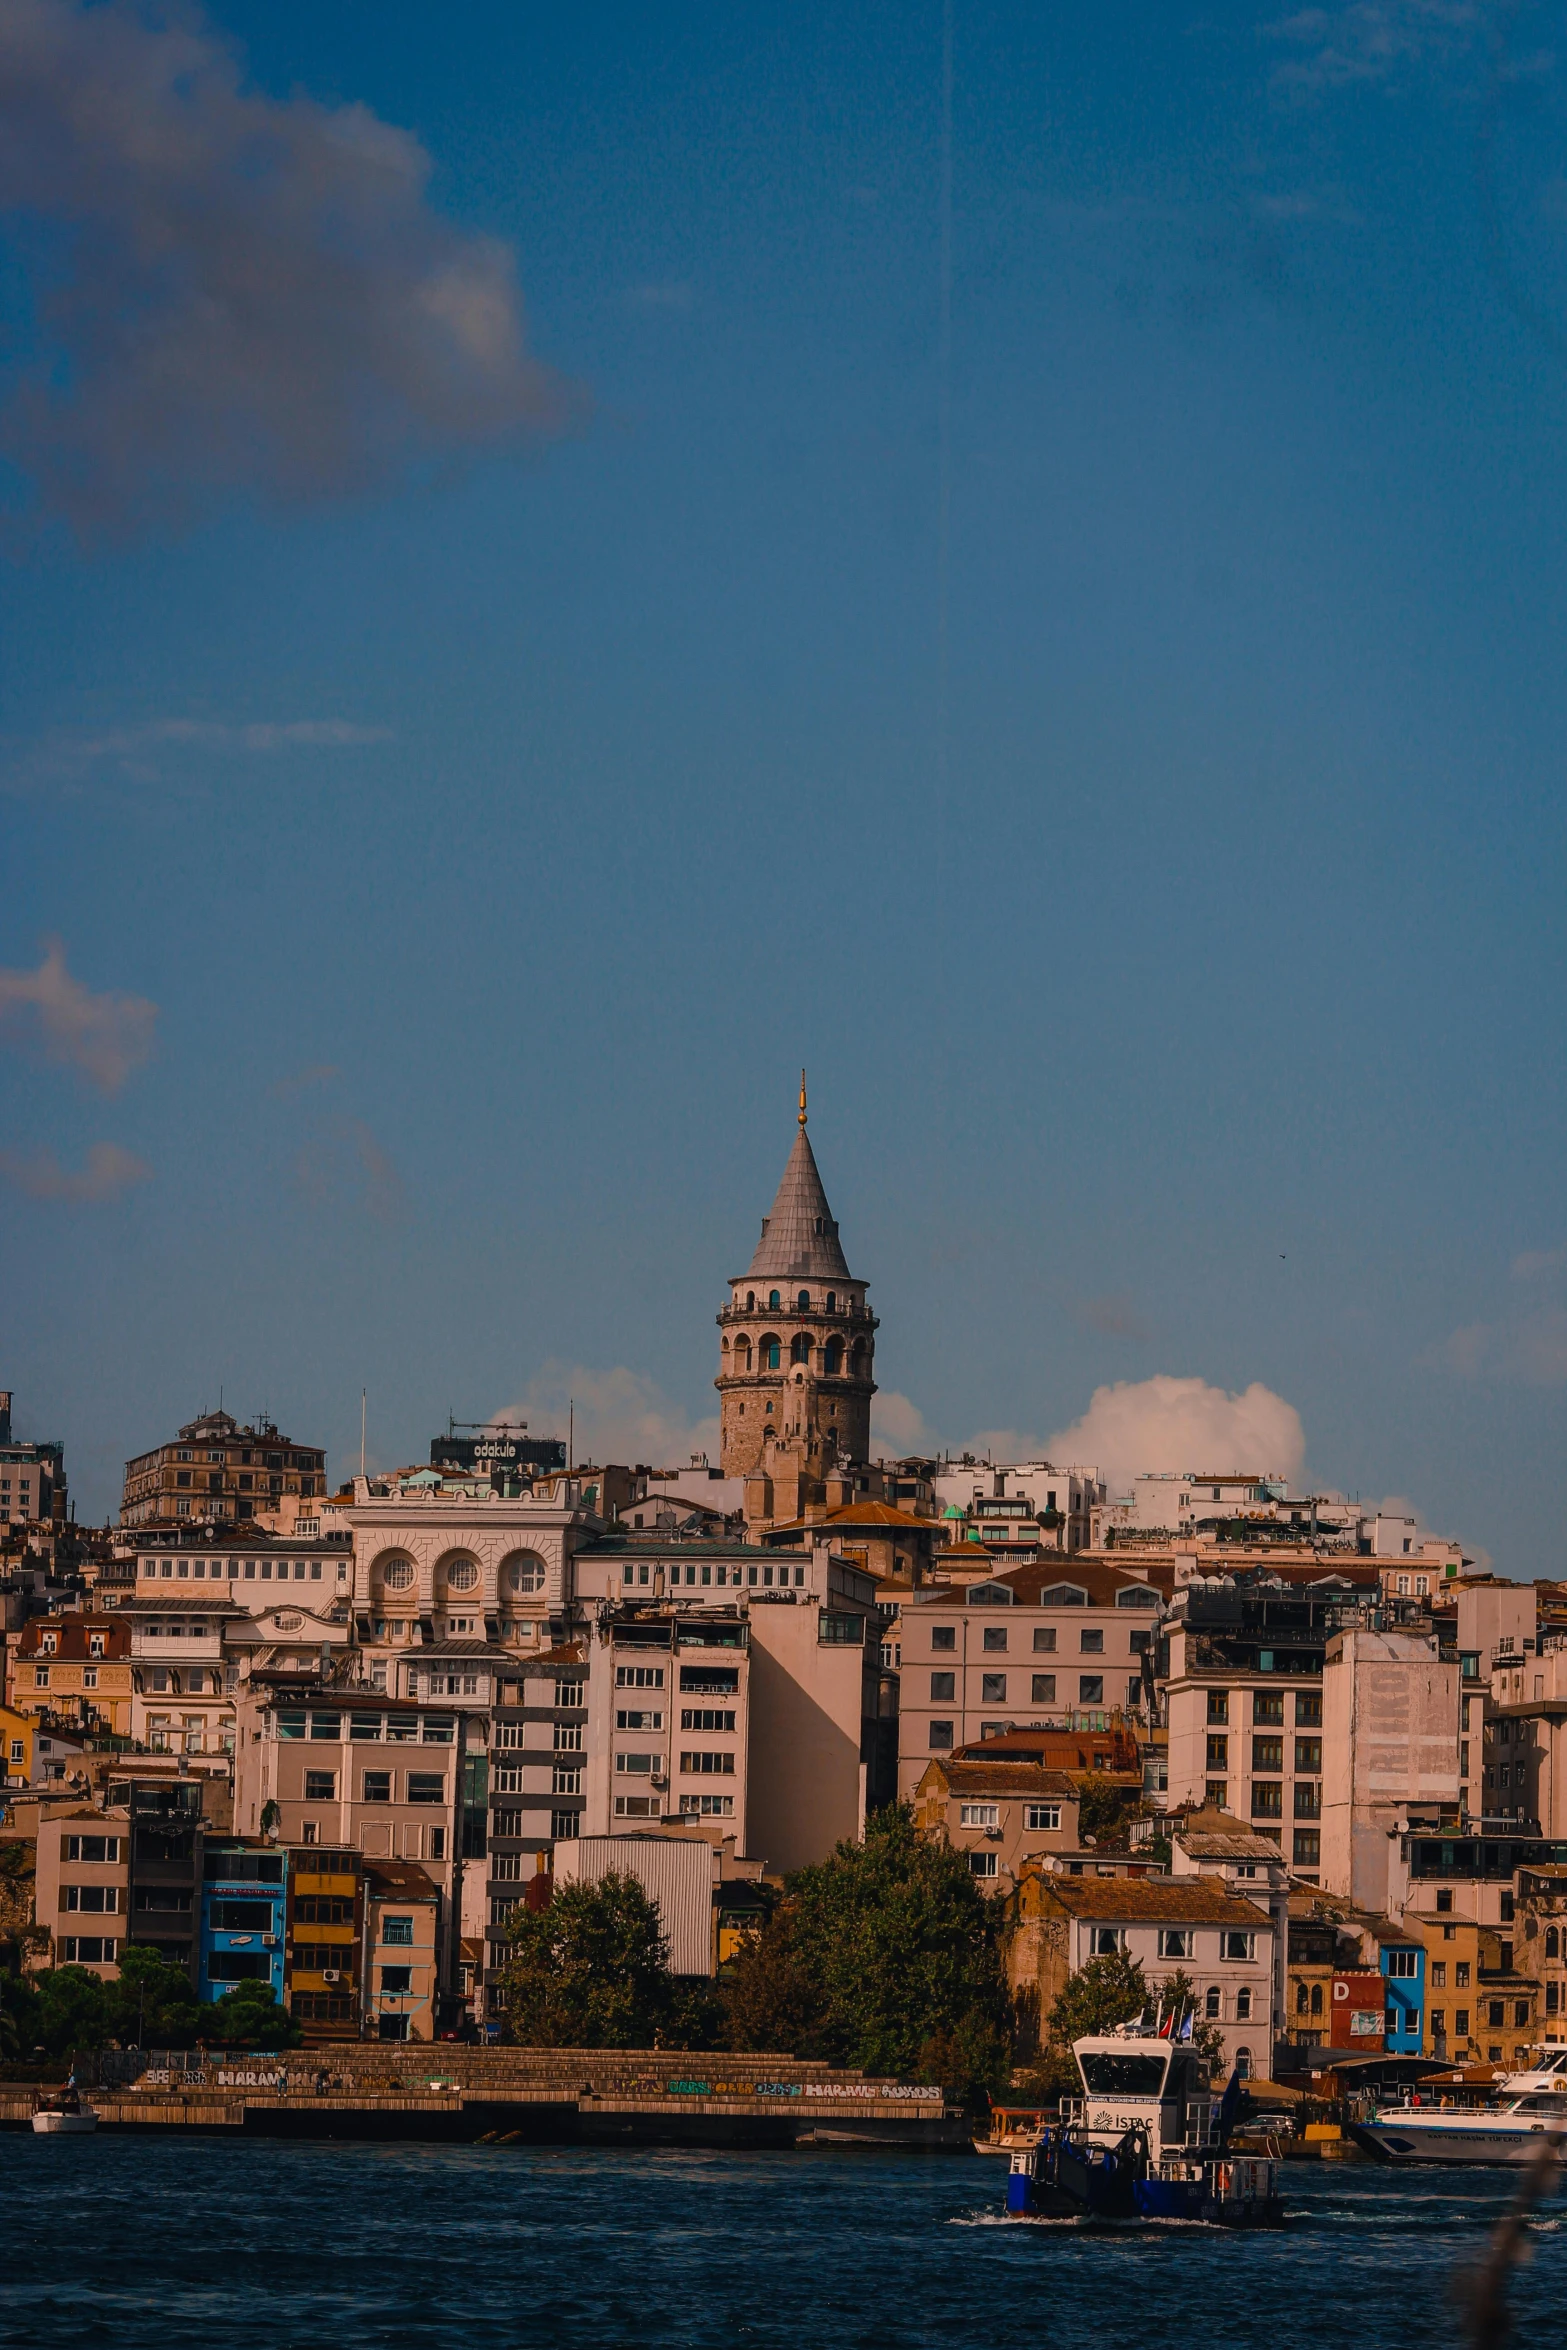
[933,1460,1105,1555]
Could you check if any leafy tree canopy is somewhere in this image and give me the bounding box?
[724,1807,1010,2103]
[111,1943,201,2048]
[208,1980,301,2050]
[495,1871,678,2048]
[1018,1950,1150,2099]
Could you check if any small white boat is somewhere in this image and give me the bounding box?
[1357,2046,1567,2165]
[32,2081,98,2135]
[974,2106,1049,2156]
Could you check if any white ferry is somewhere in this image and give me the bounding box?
[1357,2046,1567,2165]
[1005,2023,1283,2225]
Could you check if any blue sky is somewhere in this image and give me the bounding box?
[2,0,1565,1564]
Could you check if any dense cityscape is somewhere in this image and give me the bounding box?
[4,1102,1561,2130]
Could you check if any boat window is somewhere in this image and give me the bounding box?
[1078,2053,1168,2096]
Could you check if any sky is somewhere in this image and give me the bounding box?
[1,0,1565,1568]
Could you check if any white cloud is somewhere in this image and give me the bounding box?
[294,1115,403,1222]
[1434,1311,1567,1387]
[0,0,579,545]
[1265,2,1484,94]
[1045,1374,1307,1489]
[1432,1247,1567,1385]
[490,1363,721,1471]
[0,937,156,1092]
[5,717,393,793]
[1512,1245,1567,1282]
[871,1391,940,1456]
[0,1138,150,1201]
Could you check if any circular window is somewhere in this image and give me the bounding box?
[445,1559,479,1592]
[273,1611,303,1632]
[503,1554,546,1595]
[381,1558,415,1591]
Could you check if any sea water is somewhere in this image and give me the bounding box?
[2,2139,1561,2348]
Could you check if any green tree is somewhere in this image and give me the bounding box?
[1020,1949,1151,2099]
[495,1871,678,2048]
[1152,1969,1229,2077]
[723,1807,1010,2104]
[1074,1777,1140,1849]
[108,1944,201,2048]
[36,1964,111,2058]
[208,1980,302,2050]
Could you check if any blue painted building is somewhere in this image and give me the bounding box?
[1381,1935,1426,2054]
[200,1840,287,2005]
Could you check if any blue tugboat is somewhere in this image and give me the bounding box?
[1004,2022,1284,2226]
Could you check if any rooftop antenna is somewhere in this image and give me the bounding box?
[568,1397,574,1474]
[360,1388,367,1480]
[799,1067,808,1130]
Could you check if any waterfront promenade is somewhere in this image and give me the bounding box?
[0,2043,963,2147]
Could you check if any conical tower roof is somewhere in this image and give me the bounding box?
[745,1084,853,1283]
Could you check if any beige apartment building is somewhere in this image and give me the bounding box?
[120,1409,327,1527]
[1010,1869,1277,2080]
[912,1754,1081,1892]
[895,1559,1165,1801]
[34,1807,129,1973]
[1162,1573,1445,1886]
[363,1857,441,2042]
[116,1523,354,1610]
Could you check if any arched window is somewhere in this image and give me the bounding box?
[1205,1986,1221,2018]
[849,1339,866,1375]
[797,1289,810,1311]
[1234,2048,1252,2079]
[826,1291,837,1313]
[1236,1987,1251,2020]
[1310,1981,1323,2016]
[790,1332,811,1365]
[1296,1981,1309,2014]
[824,1338,843,1375]
[746,1291,755,1310]
[735,1338,751,1371]
[769,1289,781,1309]
[761,1335,781,1371]
[1549,1926,1560,1959]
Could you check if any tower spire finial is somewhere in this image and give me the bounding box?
[799,1067,808,1129]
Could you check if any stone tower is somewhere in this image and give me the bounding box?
[716,1076,877,1482]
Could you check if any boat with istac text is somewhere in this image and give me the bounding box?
[1005,2022,1284,2226]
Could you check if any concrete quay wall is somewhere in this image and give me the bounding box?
[5,2046,967,2149]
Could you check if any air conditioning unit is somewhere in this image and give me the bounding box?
[984,1827,1003,1841]
[650,1772,666,1788]
[322,1969,342,1983]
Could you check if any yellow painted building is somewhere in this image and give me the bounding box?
[10,1616,134,1739]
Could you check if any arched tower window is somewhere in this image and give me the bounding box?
[796,1289,810,1311]
[761,1335,781,1371]
[769,1289,781,1309]
[850,1339,867,1375]
[746,1290,755,1310]
[824,1338,843,1375]
[826,1291,837,1312]
[735,1338,751,1371]
[790,1332,811,1365]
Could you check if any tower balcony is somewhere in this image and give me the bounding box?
[716,1301,878,1329]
